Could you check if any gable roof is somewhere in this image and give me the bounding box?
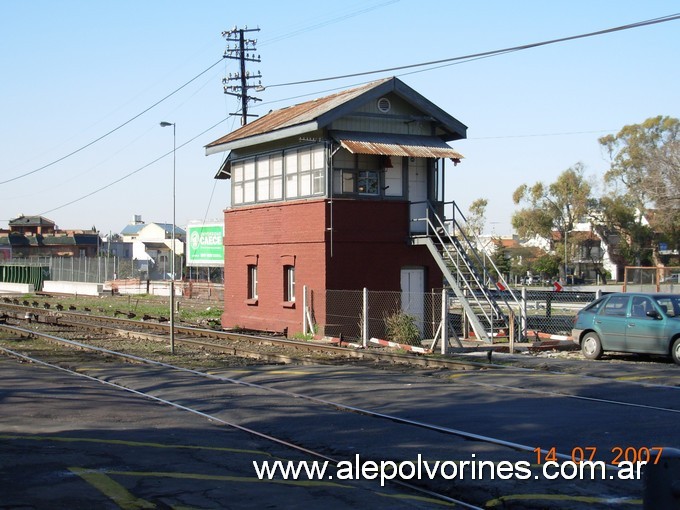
[121,222,185,237]
[205,77,467,155]
[9,215,55,227]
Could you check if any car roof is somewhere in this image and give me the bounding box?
[606,292,679,298]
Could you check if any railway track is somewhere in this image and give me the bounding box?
[1,315,662,508]
[0,302,507,371]
[1,323,492,508]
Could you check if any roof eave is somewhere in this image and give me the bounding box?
[392,80,468,140]
[205,121,320,155]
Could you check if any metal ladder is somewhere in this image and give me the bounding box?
[410,201,522,343]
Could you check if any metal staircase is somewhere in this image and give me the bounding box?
[410,201,522,343]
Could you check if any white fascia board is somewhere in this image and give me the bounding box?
[205,121,319,156]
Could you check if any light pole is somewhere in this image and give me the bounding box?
[160,121,176,354]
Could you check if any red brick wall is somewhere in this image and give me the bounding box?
[222,198,442,334]
[327,199,442,291]
[222,200,328,333]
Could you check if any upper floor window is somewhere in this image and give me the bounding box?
[335,169,380,195]
[232,144,325,206]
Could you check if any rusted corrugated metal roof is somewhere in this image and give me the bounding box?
[206,77,468,155]
[339,139,463,159]
[206,78,393,149]
[334,132,463,160]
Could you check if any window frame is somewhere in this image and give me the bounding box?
[247,264,258,303]
[283,265,295,305]
[601,295,629,317]
[231,144,325,207]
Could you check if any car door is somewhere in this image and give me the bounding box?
[595,295,630,351]
[625,296,667,354]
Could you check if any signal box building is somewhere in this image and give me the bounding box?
[206,77,467,335]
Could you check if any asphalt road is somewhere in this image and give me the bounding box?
[1,347,678,509]
[0,357,448,509]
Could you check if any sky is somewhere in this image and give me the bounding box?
[1,1,678,237]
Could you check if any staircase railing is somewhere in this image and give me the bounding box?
[411,200,523,342]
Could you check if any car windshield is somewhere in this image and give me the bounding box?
[653,296,680,317]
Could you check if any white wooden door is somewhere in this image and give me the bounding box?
[408,158,428,233]
[400,268,425,335]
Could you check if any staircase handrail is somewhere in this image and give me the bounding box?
[423,203,502,322]
[444,201,523,314]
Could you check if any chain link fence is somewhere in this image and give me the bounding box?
[3,256,138,283]
[320,287,599,345]
[519,289,598,338]
[2,256,224,284]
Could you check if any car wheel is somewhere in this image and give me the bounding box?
[672,338,680,366]
[582,332,603,360]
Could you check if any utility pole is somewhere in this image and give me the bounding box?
[222,26,262,126]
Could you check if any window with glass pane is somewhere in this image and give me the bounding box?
[242,160,256,203]
[257,157,270,201]
[283,265,295,302]
[357,171,378,194]
[271,156,283,200]
[300,172,312,196]
[232,162,244,205]
[285,151,298,198]
[247,265,258,300]
[602,295,628,316]
[312,170,324,194]
[342,171,355,193]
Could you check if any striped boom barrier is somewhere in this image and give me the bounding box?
[369,337,431,354]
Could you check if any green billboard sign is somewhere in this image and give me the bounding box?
[186,224,224,267]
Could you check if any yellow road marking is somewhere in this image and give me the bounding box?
[374,491,455,506]
[615,375,664,381]
[69,467,156,509]
[106,469,350,488]
[0,434,272,458]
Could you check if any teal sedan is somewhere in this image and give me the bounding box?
[572,292,680,365]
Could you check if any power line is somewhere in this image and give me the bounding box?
[1,58,225,187]
[35,12,680,217]
[263,13,680,89]
[38,115,233,216]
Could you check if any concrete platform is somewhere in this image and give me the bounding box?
[0,282,34,294]
[42,280,102,296]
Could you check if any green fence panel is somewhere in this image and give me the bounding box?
[0,265,48,291]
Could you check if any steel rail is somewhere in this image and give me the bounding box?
[0,302,508,370]
[0,337,484,510]
[4,302,678,394]
[0,322,626,471]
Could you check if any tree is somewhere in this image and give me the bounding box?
[599,116,680,257]
[512,163,593,277]
[490,238,512,279]
[533,253,561,280]
[466,198,488,237]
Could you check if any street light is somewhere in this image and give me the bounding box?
[160,121,176,354]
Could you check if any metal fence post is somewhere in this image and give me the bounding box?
[362,287,368,348]
[509,311,515,354]
[303,285,308,336]
[521,287,527,340]
[441,288,448,355]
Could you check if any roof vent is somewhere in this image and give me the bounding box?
[376,97,391,113]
